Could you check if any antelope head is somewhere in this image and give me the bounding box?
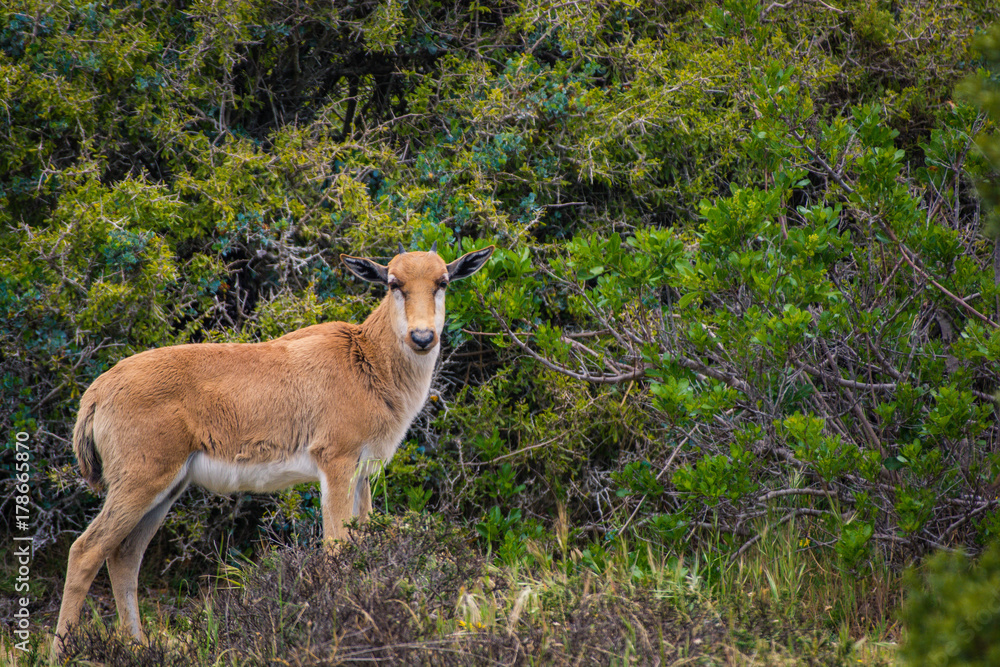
[341,242,494,354]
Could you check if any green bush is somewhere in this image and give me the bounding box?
[900,541,1000,667]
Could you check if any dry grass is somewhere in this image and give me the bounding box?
[19,514,899,666]
[209,514,731,665]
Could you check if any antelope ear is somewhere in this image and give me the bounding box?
[341,255,389,284]
[446,245,495,281]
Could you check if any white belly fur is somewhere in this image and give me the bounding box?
[188,450,319,494]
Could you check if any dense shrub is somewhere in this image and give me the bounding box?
[899,540,1000,667]
[1,0,999,594]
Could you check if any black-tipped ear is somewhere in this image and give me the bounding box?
[341,254,389,284]
[446,245,495,281]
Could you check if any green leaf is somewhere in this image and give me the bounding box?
[677,291,701,308]
[883,456,906,471]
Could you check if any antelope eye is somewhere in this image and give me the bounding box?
[389,281,402,291]
[437,281,448,290]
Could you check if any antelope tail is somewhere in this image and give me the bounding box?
[73,397,103,491]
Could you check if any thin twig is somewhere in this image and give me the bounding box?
[484,299,651,384]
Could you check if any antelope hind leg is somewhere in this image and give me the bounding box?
[53,476,184,658]
[107,479,189,643]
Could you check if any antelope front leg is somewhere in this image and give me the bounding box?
[354,458,373,520]
[318,456,357,543]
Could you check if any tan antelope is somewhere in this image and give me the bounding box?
[53,243,494,656]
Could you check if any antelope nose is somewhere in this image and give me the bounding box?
[410,328,435,349]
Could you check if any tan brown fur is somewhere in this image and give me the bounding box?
[53,246,494,657]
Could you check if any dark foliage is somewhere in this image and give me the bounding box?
[211,514,728,666]
[216,513,496,664]
[58,622,208,667]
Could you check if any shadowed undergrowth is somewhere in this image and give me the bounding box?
[50,514,897,666]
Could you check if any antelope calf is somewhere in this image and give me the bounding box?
[53,244,493,656]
